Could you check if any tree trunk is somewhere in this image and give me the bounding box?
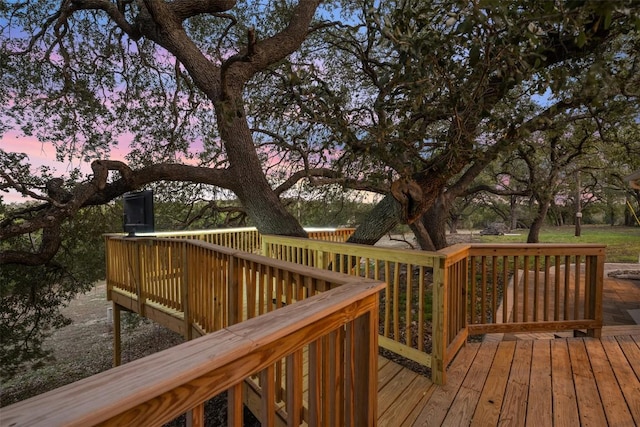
[449,215,460,234]
[509,195,518,230]
[217,98,306,237]
[409,221,437,251]
[527,200,551,243]
[347,194,402,245]
[421,198,449,250]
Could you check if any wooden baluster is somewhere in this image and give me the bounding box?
[470,256,477,324]
[261,365,276,427]
[512,256,519,324]
[393,262,400,340]
[481,256,487,324]
[554,256,561,321]
[406,263,412,346]
[502,256,508,325]
[308,339,322,427]
[185,403,204,427]
[564,255,571,320]
[286,349,303,426]
[418,266,425,352]
[574,255,581,320]
[523,255,529,322]
[533,256,540,322]
[492,256,498,324]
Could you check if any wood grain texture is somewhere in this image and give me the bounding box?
[2,273,383,427]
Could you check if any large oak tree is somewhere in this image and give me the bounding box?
[1,0,638,373]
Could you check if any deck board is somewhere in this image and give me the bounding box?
[601,336,640,425]
[470,341,515,427]
[616,335,640,378]
[378,364,422,417]
[568,339,608,426]
[584,338,635,426]
[498,340,532,426]
[440,341,498,426]
[378,373,433,426]
[392,334,640,427]
[525,340,552,427]
[551,339,581,426]
[411,340,480,425]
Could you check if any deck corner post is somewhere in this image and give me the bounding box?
[135,240,147,317]
[113,302,121,367]
[431,256,448,385]
[587,252,604,338]
[104,235,113,302]
[353,298,378,426]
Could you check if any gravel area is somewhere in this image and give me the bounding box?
[1,282,259,426]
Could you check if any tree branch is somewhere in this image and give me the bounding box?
[67,0,141,39]
[221,1,321,90]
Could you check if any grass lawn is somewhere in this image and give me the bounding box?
[477,225,640,263]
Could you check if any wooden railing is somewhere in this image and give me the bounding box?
[2,274,382,426]
[454,244,604,335]
[5,235,384,426]
[158,226,262,252]
[6,231,608,426]
[261,236,606,385]
[261,235,445,378]
[305,227,355,242]
[108,226,356,254]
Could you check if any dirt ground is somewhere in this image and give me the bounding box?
[1,281,184,407]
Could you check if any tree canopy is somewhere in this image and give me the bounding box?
[1,0,639,378]
[2,0,639,262]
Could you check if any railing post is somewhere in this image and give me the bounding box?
[228,255,240,326]
[587,253,604,338]
[181,242,192,340]
[113,302,121,367]
[261,237,269,258]
[431,256,448,385]
[130,240,146,317]
[104,235,113,301]
[353,296,378,426]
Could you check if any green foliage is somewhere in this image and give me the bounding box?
[283,189,377,228]
[0,205,120,379]
[0,264,74,379]
[478,226,640,263]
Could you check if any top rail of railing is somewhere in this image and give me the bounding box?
[104,226,355,253]
[104,229,606,388]
[260,235,606,384]
[2,273,383,426]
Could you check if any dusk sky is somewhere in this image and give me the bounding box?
[2,130,128,204]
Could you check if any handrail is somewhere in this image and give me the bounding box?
[102,234,388,423]
[261,234,446,378]
[260,236,606,385]
[1,278,383,426]
[104,226,355,253]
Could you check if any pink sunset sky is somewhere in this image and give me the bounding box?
[2,130,129,204]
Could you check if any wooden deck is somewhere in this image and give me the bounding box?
[384,331,640,426]
[96,234,637,425]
